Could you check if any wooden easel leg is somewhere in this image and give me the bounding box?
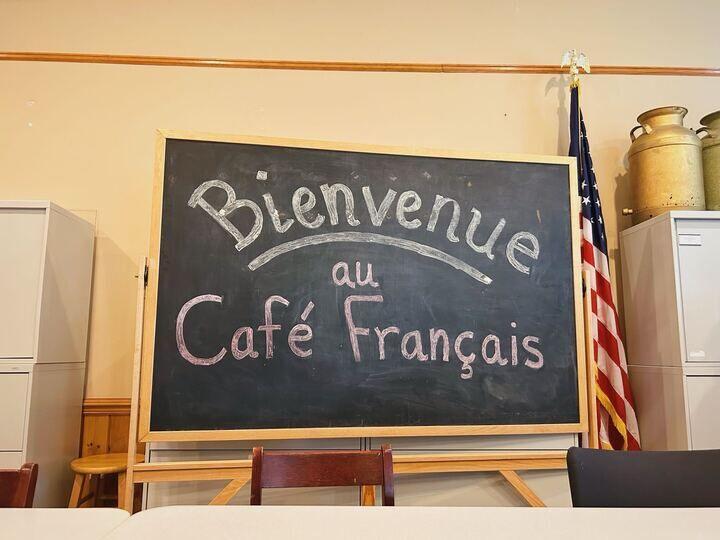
[360,485,376,506]
[124,257,148,512]
[117,471,127,509]
[499,470,546,507]
[209,476,251,505]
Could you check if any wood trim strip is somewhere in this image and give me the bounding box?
[1,52,719,77]
[131,451,566,472]
[124,256,149,512]
[83,397,131,416]
[137,133,166,442]
[130,451,567,483]
[137,131,585,442]
[133,468,250,483]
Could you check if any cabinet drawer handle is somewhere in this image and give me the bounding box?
[678,233,702,246]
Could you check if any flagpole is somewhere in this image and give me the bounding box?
[563,49,600,449]
[563,49,588,187]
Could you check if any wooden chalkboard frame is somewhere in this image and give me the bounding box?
[137,130,587,443]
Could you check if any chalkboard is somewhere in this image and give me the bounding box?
[139,132,586,441]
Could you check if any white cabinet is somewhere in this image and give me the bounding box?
[0,372,30,450]
[686,376,720,449]
[675,219,720,364]
[0,209,45,358]
[0,201,94,507]
[621,211,720,450]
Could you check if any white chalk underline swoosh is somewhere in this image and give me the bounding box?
[247,232,492,285]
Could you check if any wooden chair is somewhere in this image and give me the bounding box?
[251,445,394,506]
[0,463,38,508]
[567,447,720,507]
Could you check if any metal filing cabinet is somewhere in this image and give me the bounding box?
[0,201,94,506]
[621,211,720,450]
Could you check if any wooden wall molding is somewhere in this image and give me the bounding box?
[81,397,142,456]
[1,51,719,77]
[80,397,143,507]
[81,397,140,457]
[83,397,131,416]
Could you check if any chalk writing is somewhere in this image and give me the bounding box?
[332,261,379,288]
[251,232,492,284]
[188,179,541,284]
[175,263,545,380]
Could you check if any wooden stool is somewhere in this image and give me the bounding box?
[68,453,143,509]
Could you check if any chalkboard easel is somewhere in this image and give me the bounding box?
[124,131,593,510]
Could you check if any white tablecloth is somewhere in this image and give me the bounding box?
[1,508,129,540]
[102,505,720,540]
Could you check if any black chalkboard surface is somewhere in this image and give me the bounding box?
[140,132,585,440]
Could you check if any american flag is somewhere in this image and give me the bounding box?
[569,85,641,450]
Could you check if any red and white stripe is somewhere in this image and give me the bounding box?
[581,214,640,450]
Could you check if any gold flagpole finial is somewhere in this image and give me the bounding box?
[561,49,591,87]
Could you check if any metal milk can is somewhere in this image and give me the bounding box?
[698,110,720,210]
[627,106,705,224]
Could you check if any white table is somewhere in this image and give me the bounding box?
[1,508,129,540]
[103,505,720,540]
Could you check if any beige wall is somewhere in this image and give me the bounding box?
[1,1,719,397]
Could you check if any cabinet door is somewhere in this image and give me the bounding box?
[0,373,30,450]
[676,219,720,364]
[0,452,23,468]
[686,376,720,450]
[0,209,46,358]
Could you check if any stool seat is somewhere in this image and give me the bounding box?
[71,453,144,475]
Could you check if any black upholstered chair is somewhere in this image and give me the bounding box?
[567,447,720,507]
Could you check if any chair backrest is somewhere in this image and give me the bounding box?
[250,445,394,506]
[567,447,720,507]
[0,463,39,508]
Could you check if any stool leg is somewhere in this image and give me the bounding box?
[68,474,85,508]
[117,472,126,510]
[89,475,99,507]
